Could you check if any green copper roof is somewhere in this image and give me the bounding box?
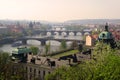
[99,31,113,39]
[12,47,31,54]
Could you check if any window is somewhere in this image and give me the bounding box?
[102,33,105,37]
[26,67,27,71]
[34,69,36,74]
[30,68,32,72]
[43,71,45,76]
[34,69,36,77]
[38,70,41,75]
[110,33,112,37]
[48,71,50,74]
[30,74,32,80]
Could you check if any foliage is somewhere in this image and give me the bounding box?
[45,42,120,80]
[30,46,39,55]
[78,43,83,52]
[45,42,51,55]
[0,52,26,80]
[83,35,86,41]
[0,52,11,79]
[51,50,78,58]
[60,40,67,50]
[116,40,120,49]
[71,41,78,49]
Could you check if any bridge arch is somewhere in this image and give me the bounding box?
[54,32,59,35]
[46,40,61,46]
[61,32,67,36]
[76,32,82,36]
[84,32,90,35]
[47,32,52,36]
[69,32,75,36]
[27,40,41,45]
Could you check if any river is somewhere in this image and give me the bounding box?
[0,35,83,55]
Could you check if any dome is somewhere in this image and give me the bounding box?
[99,31,113,39]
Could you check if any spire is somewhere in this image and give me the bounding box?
[105,23,109,31]
[29,22,33,29]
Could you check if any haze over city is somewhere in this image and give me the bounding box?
[0,0,120,22]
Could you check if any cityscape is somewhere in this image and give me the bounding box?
[0,0,120,80]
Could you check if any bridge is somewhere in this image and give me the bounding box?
[0,37,15,45]
[33,30,92,36]
[15,37,84,46]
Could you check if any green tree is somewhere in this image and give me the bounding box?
[60,40,67,50]
[78,43,83,52]
[30,46,39,55]
[0,52,26,80]
[71,41,78,49]
[45,42,51,55]
[116,40,120,49]
[48,41,51,53]
[0,52,11,80]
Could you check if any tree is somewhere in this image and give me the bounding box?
[78,43,83,52]
[30,46,39,55]
[0,52,11,80]
[0,52,27,80]
[71,41,78,49]
[60,40,67,50]
[116,40,120,49]
[45,42,51,55]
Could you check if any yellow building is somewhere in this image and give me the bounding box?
[85,35,96,46]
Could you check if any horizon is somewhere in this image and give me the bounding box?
[1,18,120,22]
[0,0,120,22]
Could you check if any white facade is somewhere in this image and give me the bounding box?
[52,26,66,31]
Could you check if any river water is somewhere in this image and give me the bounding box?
[0,35,83,55]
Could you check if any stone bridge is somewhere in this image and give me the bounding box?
[33,30,91,36]
[15,37,84,46]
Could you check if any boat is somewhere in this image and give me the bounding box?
[11,41,23,47]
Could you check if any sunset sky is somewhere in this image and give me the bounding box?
[0,0,120,22]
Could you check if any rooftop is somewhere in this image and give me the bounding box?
[12,47,31,54]
[99,31,113,39]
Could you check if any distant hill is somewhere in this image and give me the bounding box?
[64,19,120,24]
[1,19,120,25]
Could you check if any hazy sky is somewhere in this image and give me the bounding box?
[0,0,120,22]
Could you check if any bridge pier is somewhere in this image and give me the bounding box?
[66,32,69,36]
[41,40,46,46]
[59,32,62,36]
[74,32,77,36]
[22,40,27,45]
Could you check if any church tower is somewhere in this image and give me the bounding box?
[98,23,117,48]
[29,22,33,29]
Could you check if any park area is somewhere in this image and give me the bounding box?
[51,49,79,58]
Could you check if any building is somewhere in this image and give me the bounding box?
[0,26,9,34]
[98,23,117,48]
[52,26,66,31]
[12,47,31,62]
[12,47,79,80]
[110,29,120,41]
[85,35,96,46]
[11,46,93,80]
[85,32,98,47]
